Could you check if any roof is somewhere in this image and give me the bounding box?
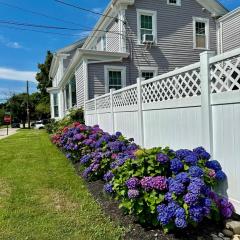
[196,0,228,17]
[217,6,240,22]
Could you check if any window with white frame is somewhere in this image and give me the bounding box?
[53,93,59,118]
[193,17,209,49]
[139,67,158,80]
[104,66,126,93]
[137,9,157,44]
[167,0,181,6]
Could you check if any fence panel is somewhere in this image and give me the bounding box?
[84,48,240,213]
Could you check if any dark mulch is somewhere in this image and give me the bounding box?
[74,164,223,240]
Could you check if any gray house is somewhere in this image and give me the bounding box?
[48,0,228,119]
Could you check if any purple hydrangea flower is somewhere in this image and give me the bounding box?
[126,177,140,189]
[165,192,173,202]
[170,158,184,174]
[140,177,154,191]
[80,155,91,164]
[152,176,167,190]
[156,153,169,164]
[104,183,113,194]
[103,171,114,182]
[128,189,140,199]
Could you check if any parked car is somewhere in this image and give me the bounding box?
[34,121,45,130]
[11,122,20,128]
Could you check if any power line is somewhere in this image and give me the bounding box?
[0,1,92,28]
[0,24,121,40]
[54,0,123,22]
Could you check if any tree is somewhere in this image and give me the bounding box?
[35,51,53,96]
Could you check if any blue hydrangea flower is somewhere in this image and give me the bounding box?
[170,158,184,174]
[175,207,186,218]
[189,166,204,178]
[193,147,211,160]
[175,218,187,228]
[206,160,222,171]
[169,179,185,195]
[157,204,166,214]
[184,153,198,165]
[166,201,179,218]
[165,192,173,202]
[190,205,204,223]
[104,183,113,194]
[187,178,204,194]
[157,211,171,226]
[215,170,226,181]
[175,149,192,160]
[183,193,199,206]
[80,155,91,164]
[175,172,190,184]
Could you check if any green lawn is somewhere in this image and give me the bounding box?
[0,130,124,240]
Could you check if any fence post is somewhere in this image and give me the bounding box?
[137,78,144,147]
[110,89,115,134]
[200,51,215,155]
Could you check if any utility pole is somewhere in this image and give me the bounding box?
[26,80,30,129]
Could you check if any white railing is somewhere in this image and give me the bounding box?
[85,48,240,214]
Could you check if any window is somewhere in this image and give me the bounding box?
[137,9,157,44]
[167,0,181,6]
[142,71,154,80]
[193,17,209,49]
[70,78,77,107]
[139,67,158,80]
[104,66,126,93]
[53,93,59,118]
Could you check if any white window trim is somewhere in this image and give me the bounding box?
[167,0,181,6]
[137,9,157,45]
[104,65,126,93]
[138,66,158,79]
[193,17,210,50]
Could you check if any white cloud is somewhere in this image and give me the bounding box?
[0,67,36,82]
[0,35,23,49]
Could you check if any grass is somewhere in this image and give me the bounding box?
[0,130,124,240]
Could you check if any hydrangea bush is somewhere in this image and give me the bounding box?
[51,123,234,233]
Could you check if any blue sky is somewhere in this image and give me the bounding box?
[0,0,239,103]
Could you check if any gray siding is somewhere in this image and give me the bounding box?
[88,60,131,99]
[220,11,240,53]
[75,62,85,108]
[125,0,217,79]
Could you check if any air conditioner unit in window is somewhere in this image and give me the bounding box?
[143,34,154,44]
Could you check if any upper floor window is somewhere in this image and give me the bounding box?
[104,66,126,93]
[137,9,157,44]
[167,0,181,6]
[193,17,209,49]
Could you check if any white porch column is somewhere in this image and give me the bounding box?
[50,93,54,119]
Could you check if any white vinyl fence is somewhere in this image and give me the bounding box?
[85,48,240,213]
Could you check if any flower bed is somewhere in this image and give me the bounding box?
[51,122,234,233]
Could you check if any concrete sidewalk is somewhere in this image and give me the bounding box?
[0,128,18,140]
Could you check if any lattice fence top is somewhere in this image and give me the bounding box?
[210,54,240,93]
[142,68,201,104]
[85,100,95,111]
[113,86,138,107]
[96,95,111,109]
